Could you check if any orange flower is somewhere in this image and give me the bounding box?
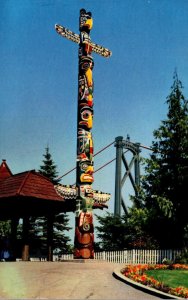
[121,264,188,298]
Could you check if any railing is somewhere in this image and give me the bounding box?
[55,253,74,261]
[58,249,182,264]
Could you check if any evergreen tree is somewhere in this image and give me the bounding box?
[95,213,130,250]
[127,207,159,249]
[52,213,72,254]
[96,73,188,250]
[0,221,11,238]
[39,146,59,184]
[95,211,158,250]
[30,146,73,256]
[141,72,188,248]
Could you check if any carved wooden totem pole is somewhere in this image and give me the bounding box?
[55,9,111,259]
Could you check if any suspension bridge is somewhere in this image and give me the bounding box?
[56,135,153,216]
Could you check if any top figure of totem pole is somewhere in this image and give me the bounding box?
[55,9,111,259]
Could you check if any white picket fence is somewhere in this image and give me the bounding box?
[57,249,182,264]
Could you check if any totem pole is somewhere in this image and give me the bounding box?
[55,9,111,259]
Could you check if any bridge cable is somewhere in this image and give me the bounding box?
[57,141,115,180]
[57,142,153,180]
[94,150,129,174]
[71,150,129,186]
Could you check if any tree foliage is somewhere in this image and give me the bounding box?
[95,213,129,250]
[32,146,72,255]
[0,221,11,238]
[95,212,158,250]
[95,73,188,250]
[53,213,72,254]
[140,72,188,247]
[29,213,72,256]
[39,146,59,184]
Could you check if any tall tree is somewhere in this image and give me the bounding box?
[97,72,188,250]
[32,213,72,256]
[141,72,188,247]
[96,73,188,250]
[52,213,72,254]
[95,210,158,250]
[95,213,130,250]
[39,146,59,184]
[30,146,72,256]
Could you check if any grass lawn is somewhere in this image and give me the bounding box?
[145,269,188,289]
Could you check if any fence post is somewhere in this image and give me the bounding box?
[132,249,135,264]
[91,249,182,264]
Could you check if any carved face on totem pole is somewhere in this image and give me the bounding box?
[80,185,94,212]
[78,58,94,108]
[77,128,93,161]
[78,106,93,129]
[79,9,93,51]
[79,159,94,183]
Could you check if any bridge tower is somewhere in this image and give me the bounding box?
[114,136,141,216]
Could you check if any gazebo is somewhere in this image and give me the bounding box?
[0,159,75,261]
[0,160,109,261]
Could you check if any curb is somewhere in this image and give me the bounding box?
[113,267,183,300]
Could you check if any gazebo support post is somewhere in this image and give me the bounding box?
[22,216,30,261]
[10,217,19,261]
[47,214,54,261]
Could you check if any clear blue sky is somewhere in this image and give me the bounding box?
[1,0,188,242]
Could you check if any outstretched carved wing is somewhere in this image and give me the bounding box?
[55,24,112,58]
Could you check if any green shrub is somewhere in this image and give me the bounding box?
[175,249,188,264]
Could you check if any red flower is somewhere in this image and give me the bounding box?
[121,264,188,298]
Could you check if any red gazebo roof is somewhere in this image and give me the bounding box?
[0,170,64,201]
[0,159,12,182]
[0,160,64,202]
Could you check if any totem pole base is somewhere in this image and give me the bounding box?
[74,213,94,259]
[74,250,94,260]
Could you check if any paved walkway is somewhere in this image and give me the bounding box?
[0,261,160,299]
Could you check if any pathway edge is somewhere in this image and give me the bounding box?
[113,267,182,300]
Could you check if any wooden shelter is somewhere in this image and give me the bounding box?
[0,160,109,261]
[0,160,75,261]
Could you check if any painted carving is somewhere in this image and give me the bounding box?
[55,8,111,259]
[74,9,95,259]
[80,185,94,211]
[79,76,93,108]
[74,211,94,259]
[55,183,111,205]
[78,160,94,183]
[77,129,93,161]
[55,184,77,199]
[78,106,93,129]
[55,24,112,58]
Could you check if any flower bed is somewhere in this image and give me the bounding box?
[121,264,188,298]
